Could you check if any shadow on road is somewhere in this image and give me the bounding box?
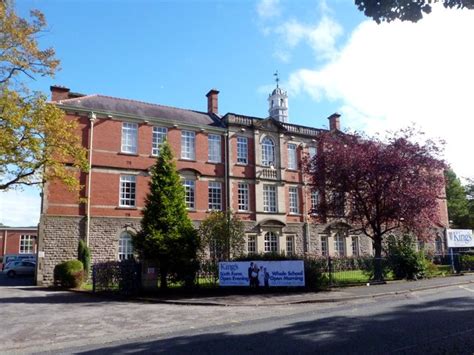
[76,296,474,354]
[0,272,34,287]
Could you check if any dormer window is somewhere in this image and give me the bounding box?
[261,137,275,167]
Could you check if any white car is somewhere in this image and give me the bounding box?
[3,260,36,278]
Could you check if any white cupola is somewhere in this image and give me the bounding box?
[268,71,288,123]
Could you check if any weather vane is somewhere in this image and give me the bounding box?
[274,70,279,88]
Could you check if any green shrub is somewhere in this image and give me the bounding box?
[304,258,329,290]
[54,259,84,288]
[387,235,427,280]
[461,254,474,270]
[78,239,91,276]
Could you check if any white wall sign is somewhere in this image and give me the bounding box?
[447,229,474,248]
[219,260,305,287]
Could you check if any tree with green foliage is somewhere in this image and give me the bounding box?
[133,142,200,289]
[78,239,91,277]
[355,0,474,23]
[0,1,88,191]
[198,210,245,262]
[445,169,470,228]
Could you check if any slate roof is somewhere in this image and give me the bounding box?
[56,94,224,127]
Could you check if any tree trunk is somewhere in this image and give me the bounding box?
[373,235,384,282]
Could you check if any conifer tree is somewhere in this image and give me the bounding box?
[133,141,199,289]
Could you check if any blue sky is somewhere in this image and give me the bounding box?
[2,0,474,226]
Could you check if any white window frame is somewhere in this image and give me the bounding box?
[263,185,277,213]
[19,235,35,254]
[121,122,138,154]
[208,134,221,163]
[119,175,136,207]
[321,235,328,257]
[311,190,319,214]
[237,136,248,164]
[261,136,275,167]
[151,126,167,156]
[118,232,134,261]
[308,146,317,159]
[247,235,257,254]
[208,181,222,210]
[286,235,295,255]
[183,180,195,209]
[181,130,196,160]
[334,233,346,256]
[264,232,278,253]
[289,187,299,214]
[287,143,297,170]
[351,236,359,257]
[237,182,249,211]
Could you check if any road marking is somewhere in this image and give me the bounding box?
[459,285,474,293]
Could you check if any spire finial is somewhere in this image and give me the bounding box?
[274,70,279,88]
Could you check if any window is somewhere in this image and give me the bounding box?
[119,175,136,207]
[247,235,256,254]
[351,236,359,256]
[308,146,317,159]
[289,187,299,214]
[237,136,248,164]
[263,185,277,213]
[435,236,443,254]
[264,232,278,253]
[20,235,35,254]
[238,182,249,211]
[286,235,294,255]
[208,134,221,163]
[321,235,328,256]
[183,180,195,209]
[151,126,167,156]
[334,233,345,256]
[181,131,195,160]
[287,143,297,170]
[208,182,222,210]
[311,190,319,214]
[121,122,138,154]
[118,232,133,260]
[333,191,345,216]
[418,240,425,251]
[261,137,275,166]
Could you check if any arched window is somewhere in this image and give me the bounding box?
[118,232,134,260]
[261,137,275,167]
[264,232,278,253]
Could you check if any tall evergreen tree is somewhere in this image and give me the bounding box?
[133,141,199,289]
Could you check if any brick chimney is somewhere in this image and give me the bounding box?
[328,113,341,131]
[50,85,71,101]
[206,89,219,115]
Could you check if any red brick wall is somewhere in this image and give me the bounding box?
[0,228,38,260]
[45,112,225,222]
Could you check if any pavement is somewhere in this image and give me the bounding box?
[136,273,474,306]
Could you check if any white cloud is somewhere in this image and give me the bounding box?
[275,15,343,61]
[287,7,474,179]
[257,0,281,19]
[0,188,40,226]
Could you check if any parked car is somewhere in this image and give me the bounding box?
[2,254,36,271]
[4,260,36,278]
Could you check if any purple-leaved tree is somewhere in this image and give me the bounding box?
[306,127,447,280]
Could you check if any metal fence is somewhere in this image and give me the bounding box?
[92,260,141,296]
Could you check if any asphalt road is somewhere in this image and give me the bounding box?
[2,282,474,354]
